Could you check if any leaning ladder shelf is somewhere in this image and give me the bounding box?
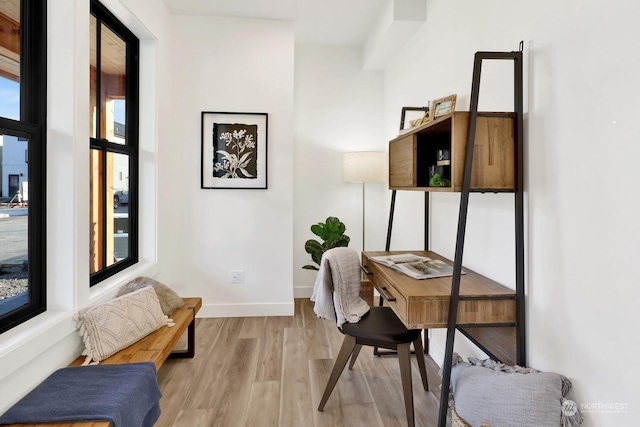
[383,46,525,427]
[436,46,525,427]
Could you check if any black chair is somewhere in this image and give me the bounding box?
[316,251,429,427]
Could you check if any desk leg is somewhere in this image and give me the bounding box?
[374,295,385,356]
[168,306,196,359]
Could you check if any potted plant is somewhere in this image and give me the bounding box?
[302,217,350,270]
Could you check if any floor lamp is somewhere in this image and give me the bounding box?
[343,152,385,252]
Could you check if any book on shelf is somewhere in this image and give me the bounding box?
[369,253,462,280]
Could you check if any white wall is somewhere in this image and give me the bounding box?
[293,44,386,296]
[384,0,640,425]
[156,15,295,316]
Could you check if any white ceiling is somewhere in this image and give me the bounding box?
[161,0,388,45]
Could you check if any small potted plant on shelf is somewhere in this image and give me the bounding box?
[302,217,350,270]
[429,173,451,187]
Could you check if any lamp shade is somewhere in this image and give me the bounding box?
[343,152,385,183]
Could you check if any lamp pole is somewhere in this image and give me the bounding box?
[362,182,366,252]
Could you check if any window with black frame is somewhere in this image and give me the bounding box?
[0,0,46,334]
[89,0,139,285]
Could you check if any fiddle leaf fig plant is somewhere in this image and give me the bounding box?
[303,216,350,270]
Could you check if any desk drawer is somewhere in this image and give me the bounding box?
[362,259,408,324]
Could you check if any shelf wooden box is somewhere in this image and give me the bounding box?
[389,111,515,192]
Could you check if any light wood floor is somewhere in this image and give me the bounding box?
[156,298,443,427]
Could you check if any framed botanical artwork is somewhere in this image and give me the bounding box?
[431,94,457,119]
[201,112,268,189]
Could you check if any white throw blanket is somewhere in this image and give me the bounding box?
[311,247,370,328]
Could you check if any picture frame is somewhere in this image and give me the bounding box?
[399,106,430,134]
[201,111,268,189]
[431,94,457,119]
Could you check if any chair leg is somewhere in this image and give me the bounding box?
[318,335,357,411]
[413,336,429,391]
[397,343,415,427]
[348,344,363,370]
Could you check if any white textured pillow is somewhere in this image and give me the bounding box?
[75,286,174,365]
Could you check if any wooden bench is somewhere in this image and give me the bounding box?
[9,297,202,427]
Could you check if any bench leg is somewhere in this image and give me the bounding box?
[168,306,196,359]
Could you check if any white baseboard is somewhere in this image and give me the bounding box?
[293,286,314,299]
[197,302,295,318]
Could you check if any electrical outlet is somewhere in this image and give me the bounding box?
[230,270,244,284]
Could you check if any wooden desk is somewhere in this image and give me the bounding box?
[362,251,517,363]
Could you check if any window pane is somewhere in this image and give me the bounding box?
[111,152,129,264]
[0,0,21,120]
[90,15,97,138]
[89,149,130,273]
[100,23,126,145]
[0,130,28,317]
